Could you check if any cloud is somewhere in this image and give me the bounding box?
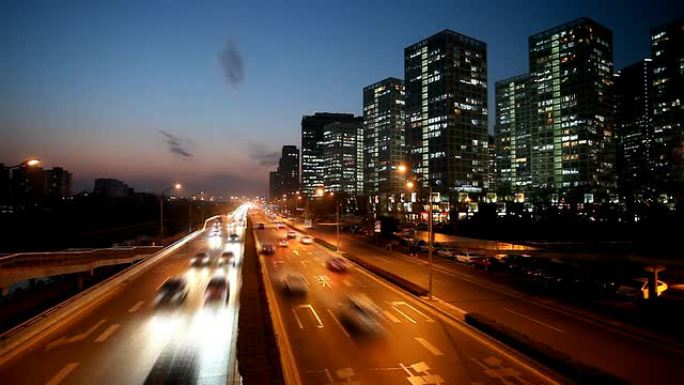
[159,130,193,158]
[218,39,244,88]
[247,142,280,166]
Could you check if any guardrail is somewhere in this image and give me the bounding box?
[0,247,162,268]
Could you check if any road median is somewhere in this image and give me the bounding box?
[465,312,628,385]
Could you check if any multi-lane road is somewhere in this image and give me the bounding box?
[299,222,684,385]
[0,205,250,385]
[251,211,560,385]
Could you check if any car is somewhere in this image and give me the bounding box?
[219,251,235,266]
[338,294,385,336]
[455,253,482,264]
[261,243,276,255]
[436,248,455,259]
[156,277,189,305]
[278,239,289,247]
[230,233,238,242]
[616,278,668,300]
[257,223,266,230]
[205,276,229,303]
[326,256,348,272]
[300,235,313,244]
[473,256,503,270]
[287,230,297,239]
[191,252,211,267]
[276,222,285,229]
[280,273,308,296]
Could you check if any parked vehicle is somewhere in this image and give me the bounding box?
[436,248,455,259]
[455,253,482,264]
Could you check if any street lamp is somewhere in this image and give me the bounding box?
[9,158,41,169]
[400,165,435,301]
[160,183,182,240]
[329,192,341,253]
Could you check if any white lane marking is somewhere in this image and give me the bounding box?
[292,250,300,256]
[415,337,444,356]
[342,279,352,287]
[326,308,350,338]
[504,307,565,333]
[44,319,107,351]
[316,275,332,288]
[383,310,401,323]
[45,362,79,385]
[391,301,434,322]
[128,301,144,313]
[297,304,324,328]
[292,307,304,329]
[94,324,120,343]
[390,305,416,324]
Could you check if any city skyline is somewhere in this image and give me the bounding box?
[2,0,682,195]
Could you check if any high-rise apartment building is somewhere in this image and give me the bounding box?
[404,30,488,206]
[615,59,654,200]
[322,119,364,194]
[45,167,73,200]
[651,19,684,196]
[528,18,615,201]
[301,112,358,196]
[363,78,406,195]
[268,145,300,199]
[495,74,532,196]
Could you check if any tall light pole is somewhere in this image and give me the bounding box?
[187,191,203,233]
[401,165,434,301]
[160,183,182,240]
[330,191,341,253]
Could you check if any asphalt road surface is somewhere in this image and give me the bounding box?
[252,212,560,385]
[0,205,249,385]
[305,223,684,385]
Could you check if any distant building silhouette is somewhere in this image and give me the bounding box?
[94,178,131,198]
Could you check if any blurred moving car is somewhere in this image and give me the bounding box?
[261,243,276,255]
[280,273,308,296]
[616,278,668,300]
[191,252,211,267]
[300,235,313,244]
[326,256,348,272]
[257,223,266,230]
[279,239,289,247]
[230,233,239,242]
[219,251,235,266]
[205,276,229,303]
[287,230,297,239]
[276,222,285,229]
[156,277,188,305]
[338,294,385,336]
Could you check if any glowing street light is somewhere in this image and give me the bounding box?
[10,158,41,169]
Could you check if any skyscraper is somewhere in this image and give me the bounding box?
[321,118,364,194]
[278,145,299,195]
[45,167,73,200]
[495,74,531,197]
[363,78,406,196]
[615,59,654,200]
[651,18,684,197]
[404,30,488,210]
[528,18,615,202]
[301,112,358,196]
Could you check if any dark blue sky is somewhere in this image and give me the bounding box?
[2,0,682,195]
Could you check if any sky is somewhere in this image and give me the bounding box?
[1,0,682,195]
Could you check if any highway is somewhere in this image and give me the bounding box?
[251,211,559,385]
[301,223,684,385]
[0,204,250,385]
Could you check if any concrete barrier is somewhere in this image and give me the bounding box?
[251,226,302,385]
[0,219,217,365]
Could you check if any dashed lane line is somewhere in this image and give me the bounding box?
[45,362,79,385]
